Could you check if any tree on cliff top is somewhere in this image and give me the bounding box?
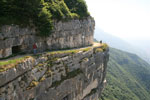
[64,0,90,18]
[0,0,90,36]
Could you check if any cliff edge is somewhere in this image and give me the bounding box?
[0,17,94,58]
[0,44,109,100]
[0,0,109,100]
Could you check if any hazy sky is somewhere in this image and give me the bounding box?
[85,0,150,40]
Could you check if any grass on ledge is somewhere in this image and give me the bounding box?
[95,43,109,53]
[101,43,109,51]
[26,80,39,90]
[48,47,92,55]
[0,56,31,72]
[0,47,92,72]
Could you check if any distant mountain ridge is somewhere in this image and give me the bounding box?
[94,27,150,64]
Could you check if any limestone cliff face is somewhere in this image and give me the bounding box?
[0,17,95,58]
[0,47,109,100]
[0,16,109,100]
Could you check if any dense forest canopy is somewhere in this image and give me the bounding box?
[0,0,90,36]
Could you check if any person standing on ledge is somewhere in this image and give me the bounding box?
[33,43,37,54]
[100,40,102,44]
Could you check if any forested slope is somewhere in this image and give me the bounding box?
[100,48,150,100]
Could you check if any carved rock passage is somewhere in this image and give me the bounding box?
[0,17,95,58]
[0,47,109,100]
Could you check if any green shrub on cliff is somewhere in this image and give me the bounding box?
[64,0,90,18]
[0,0,90,36]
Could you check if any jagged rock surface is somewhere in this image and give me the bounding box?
[0,17,95,58]
[0,47,109,100]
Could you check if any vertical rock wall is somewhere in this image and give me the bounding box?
[0,47,109,100]
[0,17,95,58]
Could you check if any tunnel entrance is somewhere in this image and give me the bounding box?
[12,45,22,54]
[62,95,69,100]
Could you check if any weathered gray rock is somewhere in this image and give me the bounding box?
[0,47,109,100]
[0,17,95,58]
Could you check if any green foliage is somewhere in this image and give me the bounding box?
[0,0,89,36]
[35,6,53,36]
[47,0,72,20]
[94,43,108,53]
[26,80,39,90]
[95,48,103,53]
[48,47,92,55]
[100,48,150,100]
[0,47,92,72]
[0,56,31,72]
[64,0,90,18]
[101,43,108,51]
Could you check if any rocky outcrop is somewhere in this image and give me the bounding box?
[0,17,95,58]
[0,46,109,100]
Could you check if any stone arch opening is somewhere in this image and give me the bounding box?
[12,45,22,54]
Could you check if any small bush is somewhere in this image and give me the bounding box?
[95,48,103,53]
[26,80,39,90]
[101,43,109,51]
